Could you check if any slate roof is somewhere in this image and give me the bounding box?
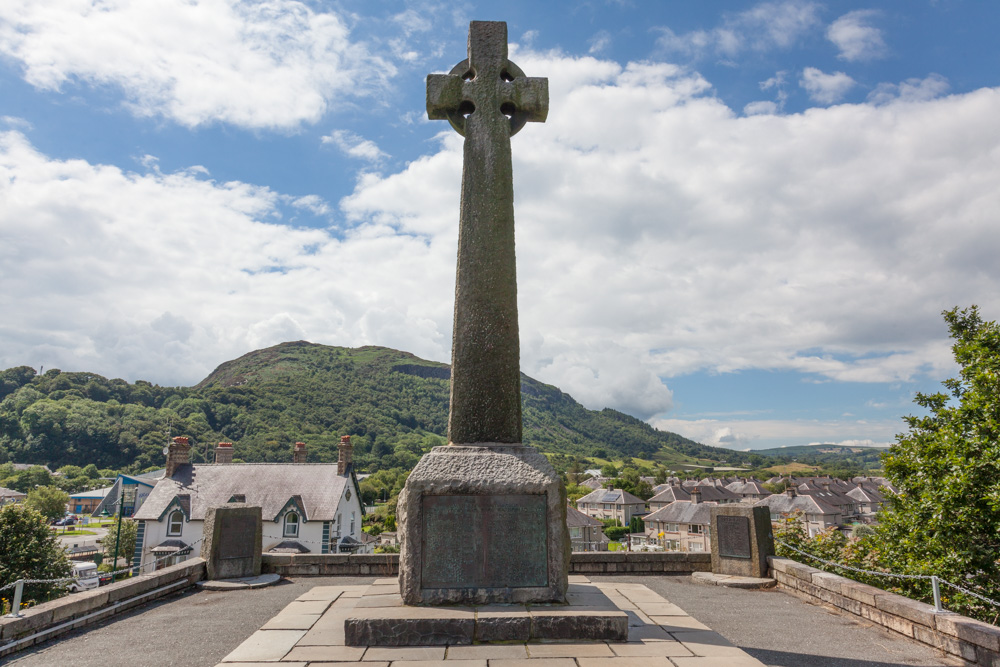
[753,492,840,516]
[566,505,604,527]
[0,486,26,500]
[643,500,716,526]
[725,479,772,497]
[266,540,310,554]
[576,488,646,506]
[579,477,605,490]
[150,539,192,553]
[846,484,884,503]
[134,463,349,522]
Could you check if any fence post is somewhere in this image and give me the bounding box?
[6,579,25,618]
[931,575,943,612]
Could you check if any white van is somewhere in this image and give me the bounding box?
[68,562,100,592]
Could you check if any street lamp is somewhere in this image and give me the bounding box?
[109,484,137,583]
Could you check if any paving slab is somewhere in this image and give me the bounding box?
[361,646,446,661]
[260,614,321,630]
[526,642,615,658]
[296,587,347,602]
[221,629,305,662]
[281,644,366,661]
[608,641,694,657]
[577,658,674,667]
[489,660,577,667]
[446,644,528,659]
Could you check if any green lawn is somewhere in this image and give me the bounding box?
[51,529,97,536]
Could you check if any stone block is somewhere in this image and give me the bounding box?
[105,575,158,603]
[572,552,626,563]
[811,572,845,595]
[840,580,886,607]
[977,645,1000,667]
[874,592,938,628]
[475,611,531,642]
[397,445,570,605]
[782,560,822,583]
[529,610,628,641]
[0,608,54,642]
[201,504,262,580]
[861,605,914,638]
[345,614,474,646]
[49,588,110,624]
[936,613,1000,652]
[912,623,978,662]
[710,505,774,578]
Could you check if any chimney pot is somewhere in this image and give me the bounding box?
[690,488,701,504]
[215,441,234,465]
[293,441,307,464]
[786,487,797,498]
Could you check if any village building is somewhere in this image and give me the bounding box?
[133,436,365,570]
[68,486,113,515]
[565,505,608,552]
[575,487,646,526]
[90,472,160,518]
[0,486,25,505]
[724,478,772,503]
[648,483,739,511]
[641,496,716,553]
[754,487,842,537]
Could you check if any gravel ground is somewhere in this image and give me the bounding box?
[5,574,962,667]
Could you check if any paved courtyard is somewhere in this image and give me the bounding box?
[5,574,961,667]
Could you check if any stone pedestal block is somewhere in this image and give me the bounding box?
[201,504,262,580]
[709,504,774,578]
[397,445,570,604]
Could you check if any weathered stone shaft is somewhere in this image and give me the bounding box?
[426,21,548,445]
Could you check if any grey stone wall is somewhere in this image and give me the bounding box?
[770,557,1000,666]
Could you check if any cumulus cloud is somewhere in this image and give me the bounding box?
[800,67,855,103]
[322,130,389,164]
[589,30,612,55]
[652,418,898,449]
[0,0,395,129]
[828,10,888,62]
[656,0,821,59]
[3,48,1000,425]
[868,74,950,105]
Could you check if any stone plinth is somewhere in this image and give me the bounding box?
[202,504,262,580]
[397,445,570,605]
[344,579,626,646]
[709,505,774,578]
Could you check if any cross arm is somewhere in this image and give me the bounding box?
[427,73,464,120]
[509,76,548,124]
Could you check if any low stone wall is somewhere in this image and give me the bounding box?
[261,551,712,577]
[769,557,1000,666]
[0,558,205,657]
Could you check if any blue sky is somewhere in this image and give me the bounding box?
[2,1,999,450]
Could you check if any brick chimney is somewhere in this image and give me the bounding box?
[786,487,797,498]
[690,488,701,505]
[166,436,190,477]
[215,442,233,464]
[293,441,307,464]
[337,435,353,475]
[820,481,831,491]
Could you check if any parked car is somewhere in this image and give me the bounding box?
[67,562,100,593]
[53,516,77,526]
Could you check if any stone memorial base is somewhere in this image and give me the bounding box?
[396,445,570,605]
[201,504,263,580]
[344,577,627,646]
[709,505,774,579]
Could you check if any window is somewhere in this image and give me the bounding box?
[689,524,703,534]
[350,511,355,536]
[284,512,300,538]
[690,542,704,552]
[167,510,183,536]
[666,523,679,533]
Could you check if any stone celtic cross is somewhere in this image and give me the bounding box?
[427,21,548,445]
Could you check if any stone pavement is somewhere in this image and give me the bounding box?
[217,576,769,666]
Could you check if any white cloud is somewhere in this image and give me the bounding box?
[0,0,395,129]
[652,418,898,450]
[589,30,612,55]
[744,100,778,116]
[800,67,855,103]
[656,1,821,59]
[827,10,887,62]
[4,49,1000,426]
[322,130,389,164]
[868,74,950,105]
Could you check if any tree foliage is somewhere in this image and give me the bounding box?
[0,503,72,603]
[101,518,138,566]
[24,485,70,522]
[873,306,1000,622]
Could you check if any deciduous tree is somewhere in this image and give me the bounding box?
[0,504,72,603]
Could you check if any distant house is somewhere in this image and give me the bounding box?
[754,488,842,537]
[724,478,772,503]
[845,482,886,523]
[0,486,25,505]
[648,484,739,511]
[579,477,606,490]
[642,498,716,553]
[575,487,646,526]
[566,505,608,552]
[68,486,113,515]
[90,473,159,518]
[133,436,366,570]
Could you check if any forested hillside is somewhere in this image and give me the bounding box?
[0,341,749,472]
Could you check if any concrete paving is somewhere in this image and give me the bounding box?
[3,574,963,667]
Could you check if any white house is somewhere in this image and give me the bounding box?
[133,436,366,571]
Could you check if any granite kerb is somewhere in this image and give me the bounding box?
[0,558,205,652]
[769,556,1000,664]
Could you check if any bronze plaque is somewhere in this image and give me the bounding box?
[217,514,258,560]
[421,494,548,589]
[717,515,752,559]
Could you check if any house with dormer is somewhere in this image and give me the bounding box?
[132,436,365,570]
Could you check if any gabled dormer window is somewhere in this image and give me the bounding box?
[167,510,183,536]
[284,512,300,538]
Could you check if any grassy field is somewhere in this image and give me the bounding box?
[768,462,820,474]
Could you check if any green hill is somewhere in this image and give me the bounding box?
[0,341,750,472]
